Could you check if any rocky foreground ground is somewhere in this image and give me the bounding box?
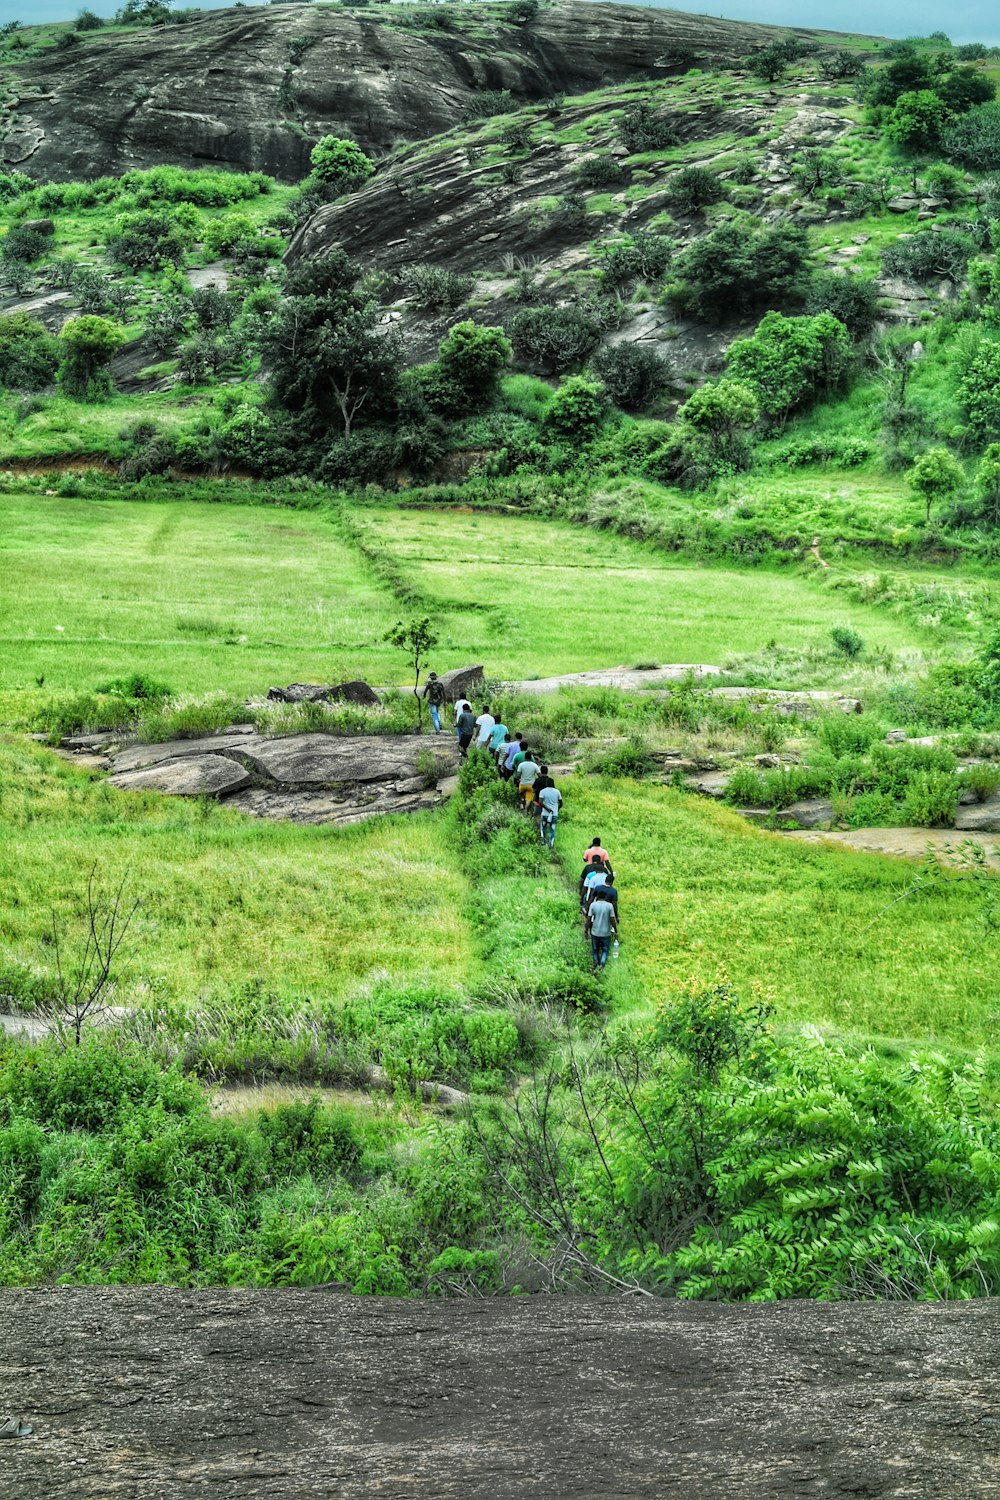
[3,1289,1000,1498]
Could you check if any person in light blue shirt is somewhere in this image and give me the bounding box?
[488,717,508,753]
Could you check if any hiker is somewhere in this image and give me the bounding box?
[494,732,513,775]
[537,781,563,848]
[501,734,523,781]
[581,858,610,913]
[456,701,477,758]
[475,706,496,750]
[517,750,541,808]
[531,763,554,826]
[586,889,618,970]
[583,837,612,874]
[424,672,446,734]
[454,699,472,739]
[488,714,509,756]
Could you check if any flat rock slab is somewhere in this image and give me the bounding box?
[242,733,456,787]
[785,827,1000,867]
[509,664,720,694]
[709,687,862,715]
[110,754,252,798]
[4,1289,1000,1499]
[956,801,1000,834]
[111,734,261,775]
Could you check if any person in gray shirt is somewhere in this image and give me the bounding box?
[537,783,563,848]
[586,893,618,970]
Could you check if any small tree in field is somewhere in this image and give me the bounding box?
[910,445,965,525]
[49,867,139,1046]
[386,616,439,728]
[59,315,124,401]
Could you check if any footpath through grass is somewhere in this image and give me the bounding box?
[0,737,473,1008]
[562,778,997,1051]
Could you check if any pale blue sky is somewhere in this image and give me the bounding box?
[3,0,997,47]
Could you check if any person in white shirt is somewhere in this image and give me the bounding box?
[474,707,496,749]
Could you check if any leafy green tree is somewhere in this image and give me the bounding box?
[663,166,726,214]
[106,210,192,271]
[261,250,401,439]
[668,219,810,323]
[544,375,608,443]
[725,311,851,423]
[957,338,1000,440]
[0,312,60,390]
[308,136,374,192]
[618,102,678,153]
[973,443,1000,527]
[886,89,950,151]
[385,616,439,728]
[790,148,843,196]
[58,315,125,401]
[438,320,512,408]
[910,445,965,524]
[817,48,865,80]
[938,67,995,113]
[593,343,667,410]
[76,7,104,27]
[865,51,935,107]
[678,378,759,475]
[746,45,787,82]
[805,271,880,338]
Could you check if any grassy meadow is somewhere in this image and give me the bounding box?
[0,487,947,720]
[0,736,472,1007]
[561,778,998,1050]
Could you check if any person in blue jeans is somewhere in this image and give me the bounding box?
[536,782,563,848]
[424,672,446,733]
[586,892,618,969]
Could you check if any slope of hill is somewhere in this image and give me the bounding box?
[0,1,878,180]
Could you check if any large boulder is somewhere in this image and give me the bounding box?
[241,733,455,787]
[956,799,1000,834]
[109,755,252,798]
[438,665,484,703]
[266,681,382,706]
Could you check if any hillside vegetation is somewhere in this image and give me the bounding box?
[3,3,1000,1303]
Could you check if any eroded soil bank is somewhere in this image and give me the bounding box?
[3,1288,999,1498]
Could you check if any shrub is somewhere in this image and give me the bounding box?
[869,741,958,798]
[1,225,48,265]
[723,766,768,805]
[203,213,257,256]
[576,154,626,188]
[663,166,726,214]
[438,320,512,408]
[619,102,678,153]
[805,272,880,338]
[308,136,374,193]
[668,219,810,323]
[725,311,851,423]
[958,340,1000,442]
[0,312,59,390]
[58,315,124,401]
[106,210,192,271]
[830,625,865,658]
[593,343,667,410]
[402,264,474,313]
[598,232,672,289]
[945,102,1000,168]
[509,305,601,374]
[544,375,608,442]
[902,769,961,826]
[881,230,974,283]
[962,763,1000,803]
[887,89,950,151]
[464,89,514,120]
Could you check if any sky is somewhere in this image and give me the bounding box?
[4,0,998,46]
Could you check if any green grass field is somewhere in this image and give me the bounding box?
[0,491,939,708]
[562,779,997,1050]
[0,737,472,1006]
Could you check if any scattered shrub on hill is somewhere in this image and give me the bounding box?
[667,219,811,323]
[945,102,1000,168]
[544,375,608,443]
[886,89,951,151]
[618,102,678,153]
[438,320,512,410]
[663,166,726,215]
[881,229,974,283]
[106,210,193,271]
[58,315,124,402]
[910,445,966,524]
[593,343,667,410]
[957,338,1000,441]
[805,272,880,338]
[401,264,474,313]
[1,225,48,266]
[817,49,866,80]
[510,305,601,374]
[790,148,843,196]
[576,154,627,188]
[676,378,759,482]
[725,310,851,424]
[308,135,375,193]
[465,88,514,120]
[745,44,787,82]
[0,312,59,390]
[598,232,672,289]
[830,625,865,658]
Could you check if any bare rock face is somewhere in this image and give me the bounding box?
[3,1288,1000,1499]
[110,753,252,798]
[266,680,381,706]
[8,2,874,181]
[437,664,484,702]
[107,732,458,823]
[956,797,1000,834]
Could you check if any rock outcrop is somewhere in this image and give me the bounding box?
[266,681,381,706]
[108,732,458,824]
[3,1287,1000,1499]
[5,3,878,181]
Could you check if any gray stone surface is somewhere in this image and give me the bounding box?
[438,663,484,702]
[709,687,862,715]
[109,754,253,798]
[510,664,720,695]
[3,1289,1000,1498]
[240,733,455,787]
[956,799,1000,834]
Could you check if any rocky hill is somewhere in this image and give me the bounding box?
[2,1,877,181]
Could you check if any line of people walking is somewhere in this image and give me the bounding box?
[443,689,620,972]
